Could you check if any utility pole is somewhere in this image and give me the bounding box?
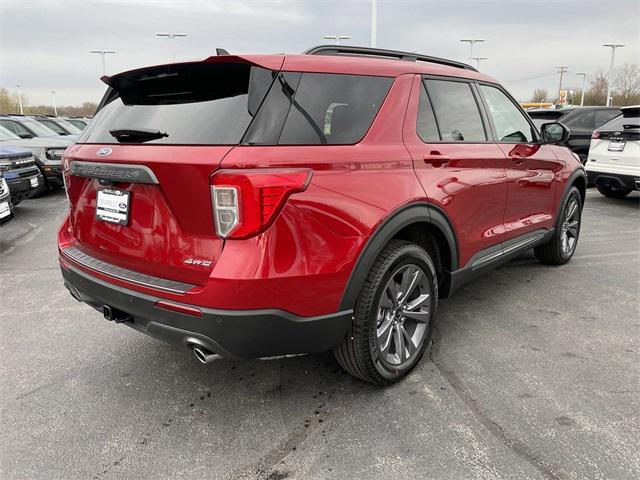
[576,72,587,106]
[323,35,351,45]
[90,50,115,75]
[16,84,24,115]
[603,43,625,106]
[472,56,488,70]
[156,32,188,61]
[460,39,484,61]
[51,90,58,116]
[555,66,568,102]
[371,0,377,47]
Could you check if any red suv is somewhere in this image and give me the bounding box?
[58,46,586,385]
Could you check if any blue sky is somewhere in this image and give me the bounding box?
[1,0,639,105]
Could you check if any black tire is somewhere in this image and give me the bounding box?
[333,240,438,385]
[534,186,582,265]
[596,182,631,199]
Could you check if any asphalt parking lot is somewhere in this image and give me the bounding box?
[1,188,638,480]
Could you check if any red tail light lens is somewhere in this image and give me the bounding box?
[211,169,312,239]
[591,130,600,139]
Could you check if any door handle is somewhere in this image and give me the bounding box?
[423,151,450,164]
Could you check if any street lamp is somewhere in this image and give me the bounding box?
[576,72,587,106]
[460,39,484,61]
[323,35,351,45]
[51,90,57,116]
[603,43,625,106]
[472,56,488,70]
[89,50,115,76]
[16,84,24,115]
[156,32,188,61]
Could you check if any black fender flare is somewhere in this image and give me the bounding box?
[338,202,458,311]
[556,167,587,222]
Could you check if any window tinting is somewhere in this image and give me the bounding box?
[599,113,638,131]
[594,110,621,128]
[79,63,275,145]
[38,119,66,135]
[480,85,535,143]
[277,73,392,145]
[417,83,440,142]
[563,110,595,130]
[0,120,31,137]
[424,79,486,142]
[0,125,20,141]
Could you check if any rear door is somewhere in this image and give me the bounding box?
[477,83,564,240]
[403,75,508,267]
[63,61,278,286]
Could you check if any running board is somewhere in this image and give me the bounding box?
[446,229,553,295]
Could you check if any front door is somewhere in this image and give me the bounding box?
[477,84,564,240]
[403,75,508,268]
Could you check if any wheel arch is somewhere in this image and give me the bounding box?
[339,202,459,311]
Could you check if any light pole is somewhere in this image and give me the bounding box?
[576,72,587,106]
[16,84,24,115]
[555,66,568,103]
[90,50,115,75]
[472,56,488,70]
[51,90,58,116]
[371,0,377,47]
[323,35,351,45]
[460,39,484,61]
[156,32,188,61]
[603,43,625,106]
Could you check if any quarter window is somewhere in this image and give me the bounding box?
[424,79,486,142]
[416,83,440,142]
[479,85,535,143]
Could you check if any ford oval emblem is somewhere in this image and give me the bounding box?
[97,147,112,157]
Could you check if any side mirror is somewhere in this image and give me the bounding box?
[18,133,33,139]
[540,122,569,144]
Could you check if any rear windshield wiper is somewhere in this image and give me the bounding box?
[109,128,168,143]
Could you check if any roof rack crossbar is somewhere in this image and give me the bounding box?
[304,45,478,72]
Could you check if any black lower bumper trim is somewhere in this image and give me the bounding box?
[587,171,640,191]
[61,262,353,359]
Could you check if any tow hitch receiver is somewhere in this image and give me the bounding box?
[103,305,132,323]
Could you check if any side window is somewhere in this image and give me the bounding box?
[565,111,594,130]
[479,85,535,143]
[424,79,486,142]
[39,120,65,135]
[417,83,440,142]
[594,110,620,128]
[0,120,29,137]
[278,73,393,145]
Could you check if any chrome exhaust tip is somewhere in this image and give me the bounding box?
[192,346,222,364]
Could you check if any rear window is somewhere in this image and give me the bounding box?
[79,63,392,146]
[79,63,275,145]
[599,109,639,131]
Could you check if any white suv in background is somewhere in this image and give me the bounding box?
[586,105,640,198]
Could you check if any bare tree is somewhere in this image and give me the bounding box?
[0,88,26,114]
[583,70,608,106]
[531,88,548,103]
[613,63,640,106]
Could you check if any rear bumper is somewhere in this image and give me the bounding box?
[587,170,640,191]
[60,261,352,359]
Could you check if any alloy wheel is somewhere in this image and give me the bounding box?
[376,264,432,366]
[561,197,580,255]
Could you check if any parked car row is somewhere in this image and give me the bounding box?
[0,114,91,225]
[526,106,622,164]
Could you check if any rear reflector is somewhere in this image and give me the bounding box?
[211,169,312,239]
[154,300,202,317]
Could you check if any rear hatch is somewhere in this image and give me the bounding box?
[591,106,640,168]
[63,57,282,286]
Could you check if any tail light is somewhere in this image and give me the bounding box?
[211,169,312,239]
[591,130,600,139]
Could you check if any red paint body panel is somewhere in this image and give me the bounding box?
[58,53,583,321]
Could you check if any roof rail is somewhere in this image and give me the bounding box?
[304,45,478,72]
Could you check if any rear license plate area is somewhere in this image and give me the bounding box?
[96,188,130,225]
[608,140,625,152]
